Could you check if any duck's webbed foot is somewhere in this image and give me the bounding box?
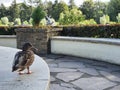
[18,71,25,75]
[26,67,32,74]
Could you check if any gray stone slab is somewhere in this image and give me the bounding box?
[0,46,50,90]
[50,84,76,90]
[109,85,120,90]
[78,68,99,76]
[56,72,83,82]
[50,76,56,82]
[72,77,117,90]
[50,68,77,72]
[100,71,120,82]
[60,83,74,88]
[58,61,85,68]
[48,63,58,68]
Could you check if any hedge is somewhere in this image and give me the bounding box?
[0,25,120,39]
[0,26,32,35]
[61,24,120,38]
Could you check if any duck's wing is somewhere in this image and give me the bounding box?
[24,50,35,67]
[12,51,23,72]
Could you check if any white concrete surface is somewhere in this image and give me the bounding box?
[0,35,16,48]
[51,36,120,65]
[0,46,50,90]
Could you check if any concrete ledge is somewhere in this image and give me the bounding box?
[0,35,16,48]
[51,36,120,65]
[0,46,50,90]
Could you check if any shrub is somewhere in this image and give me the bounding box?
[100,15,110,25]
[23,20,29,25]
[32,6,46,27]
[59,8,85,25]
[79,19,97,25]
[116,13,120,23]
[62,24,120,38]
[14,18,21,25]
[1,17,9,25]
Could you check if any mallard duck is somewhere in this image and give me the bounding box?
[12,42,36,75]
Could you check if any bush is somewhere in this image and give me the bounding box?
[1,17,9,25]
[0,26,16,35]
[32,6,46,27]
[14,18,21,25]
[59,8,85,25]
[62,24,120,38]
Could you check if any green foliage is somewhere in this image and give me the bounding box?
[59,8,85,25]
[23,20,29,25]
[52,1,69,21]
[62,24,120,38]
[0,20,2,25]
[116,13,120,23]
[1,17,9,25]
[80,0,94,19]
[10,0,20,21]
[80,0,108,23]
[14,18,21,25]
[100,15,110,24]
[108,0,120,21]
[40,18,47,26]
[69,0,77,9]
[79,19,97,25]
[32,6,46,27]
[20,3,32,22]
[29,18,33,25]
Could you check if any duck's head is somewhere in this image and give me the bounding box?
[22,42,33,51]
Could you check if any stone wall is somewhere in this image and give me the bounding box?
[15,27,62,55]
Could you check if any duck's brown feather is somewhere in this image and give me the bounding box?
[12,50,34,72]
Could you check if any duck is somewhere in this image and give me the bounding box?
[12,42,36,75]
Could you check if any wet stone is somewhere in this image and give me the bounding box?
[60,83,74,88]
[50,84,76,90]
[71,77,117,90]
[109,85,120,90]
[50,68,77,73]
[48,63,58,68]
[56,72,83,82]
[58,62,85,69]
[50,76,56,82]
[78,68,99,76]
[100,71,120,82]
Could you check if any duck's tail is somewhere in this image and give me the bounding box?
[12,66,18,72]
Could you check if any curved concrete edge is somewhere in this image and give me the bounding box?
[0,46,50,90]
[51,36,120,65]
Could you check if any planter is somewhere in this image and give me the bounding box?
[15,27,62,55]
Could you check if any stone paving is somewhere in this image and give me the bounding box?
[43,54,120,90]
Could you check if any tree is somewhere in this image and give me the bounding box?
[59,8,85,25]
[20,3,32,22]
[107,0,120,21]
[93,1,108,23]
[80,0,108,23]
[80,0,94,19]
[44,1,53,16]
[69,0,77,9]
[27,0,42,7]
[32,6,46,27]
[9,0,20,21]
[52,1,69,21]
[0,4,7,18]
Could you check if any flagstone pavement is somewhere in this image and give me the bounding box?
[43,54,120,90]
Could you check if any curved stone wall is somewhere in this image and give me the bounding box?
[51,36,120,65]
